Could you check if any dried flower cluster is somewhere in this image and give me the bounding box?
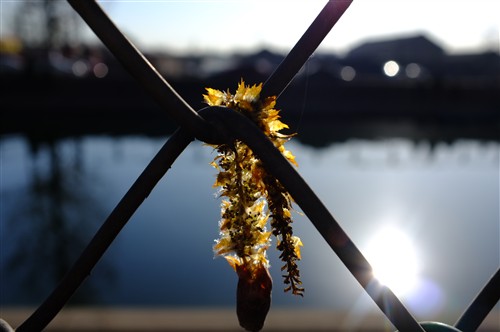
[204,80,304,297]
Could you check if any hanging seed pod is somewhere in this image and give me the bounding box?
[236,263,272,332]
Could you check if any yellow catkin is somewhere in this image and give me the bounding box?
[205,80,304,296]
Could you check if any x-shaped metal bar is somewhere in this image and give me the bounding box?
[16,1,498,331]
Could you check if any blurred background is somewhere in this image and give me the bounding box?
[1,0,499,330]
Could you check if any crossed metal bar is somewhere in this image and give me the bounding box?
[16,1,498,331]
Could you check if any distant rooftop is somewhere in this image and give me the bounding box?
[347,34,445,64]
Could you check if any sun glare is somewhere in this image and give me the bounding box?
[365,227,419,296]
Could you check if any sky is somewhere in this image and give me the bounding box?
[93,0,499,55]
[1,0,499,56]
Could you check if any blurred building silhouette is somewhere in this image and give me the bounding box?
[1,30,499,143]
[348,34,444,64]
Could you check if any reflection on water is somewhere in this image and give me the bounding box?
[0,135,498,322]
[1,137,112,305]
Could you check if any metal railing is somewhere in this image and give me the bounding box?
[11,1,499,331]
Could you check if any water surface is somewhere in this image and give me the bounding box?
[1,135,498,322]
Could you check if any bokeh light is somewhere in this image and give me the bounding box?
[383,60,400,77]
[405,62,421,79]
[340,65,356,81]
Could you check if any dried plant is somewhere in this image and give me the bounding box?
[205,80,303,331]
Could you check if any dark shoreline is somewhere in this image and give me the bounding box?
[2,74,499,146]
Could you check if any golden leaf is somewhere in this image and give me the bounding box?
[292,236,303,259]
[244,83,262,103]
[214,171,232,187]
[269,119,289,132]
[256,214,269,230]
[261,96,276,111]
[225,255,243,271]
[257,231,272,246]
[282,149,298,167]
[203,88,225,106]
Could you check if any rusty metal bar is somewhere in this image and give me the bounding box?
[66,0,216,141]
[263,0,352,98]
[455,268,500,331]
[199,106,426,332]
[17,1,355,330]
[16,129,194,332]
[14,1,447,332]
